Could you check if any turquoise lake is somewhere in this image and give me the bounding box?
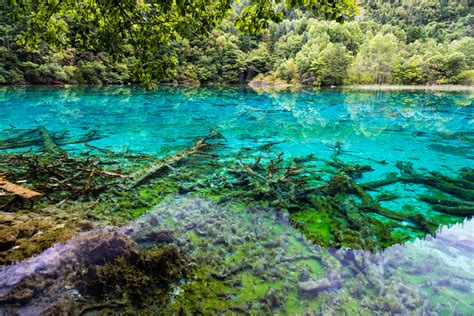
[0,85,473,314]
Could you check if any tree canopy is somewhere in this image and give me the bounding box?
[1,0,472,87]
[5,0,358,86]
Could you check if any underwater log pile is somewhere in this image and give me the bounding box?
[0,126,473,254]
[211,145,474,251]
[0,127,224,264]
[0,127,224,209]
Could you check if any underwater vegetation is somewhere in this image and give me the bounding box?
[145,197,473,314]
[0,87,472,313]
[0,125,473,260]
[1,197,472,314]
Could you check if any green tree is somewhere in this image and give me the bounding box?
[275,58,299,83]
[6,0,358,86]
[424,52,466,84]
[348,32,401,84]
[450,37,474,69]
[244,43,271,80]
[294,41,322,82]
[394,56,423,84]
[311,43,352,85]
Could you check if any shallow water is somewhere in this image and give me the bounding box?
[0,85,473,314]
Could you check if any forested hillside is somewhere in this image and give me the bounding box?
[1,0,473,86]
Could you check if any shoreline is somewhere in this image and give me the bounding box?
[342,84,474,92]
[1,83,473,92]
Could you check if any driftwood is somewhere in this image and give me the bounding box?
[128,131,223,189]
[0,177,43,199]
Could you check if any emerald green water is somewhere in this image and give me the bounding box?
[0,86,472,314]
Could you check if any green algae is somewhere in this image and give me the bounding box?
[290,209,332,247]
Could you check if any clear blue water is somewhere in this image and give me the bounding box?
[1,86,472,172]
[0,85,473,314]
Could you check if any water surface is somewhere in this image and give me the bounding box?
[0,85,472,314]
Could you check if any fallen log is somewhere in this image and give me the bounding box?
[361,175,400,190]
[257,139,288,151]
[431,205,474,216]
[0,128,40,149]
[402,176,474,201]
[56,130,101,146]
[396,162,474,202]
[39,126,64,154]
[0,177,43,199]
[419,195,474,207]
[0,128,100,151]
[349,176,436,233]
[91,168,128,179]
[418,195,474,216]
[362,163,474,202]
[85,142,156,161]
[361,203,436,233]
[128,132,222,188]
[364,174,474,201]
[0,138,42,150]
[429,171,474,190]
[85,142,116,156]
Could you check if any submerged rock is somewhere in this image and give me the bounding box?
[298,273,342,297]
[132,227,175,244]
[0,207,93,266]
[0,229,187,314]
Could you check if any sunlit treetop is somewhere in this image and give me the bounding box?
[5,0,359,87]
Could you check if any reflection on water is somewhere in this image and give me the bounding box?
[1,86,472,168]
[0,86,472,313]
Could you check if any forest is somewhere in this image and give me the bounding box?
[1,0,473,87]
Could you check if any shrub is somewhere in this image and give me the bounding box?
[38,62,69,83]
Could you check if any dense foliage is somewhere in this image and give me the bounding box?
[0,0,472,86]
[1,0,356,87]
